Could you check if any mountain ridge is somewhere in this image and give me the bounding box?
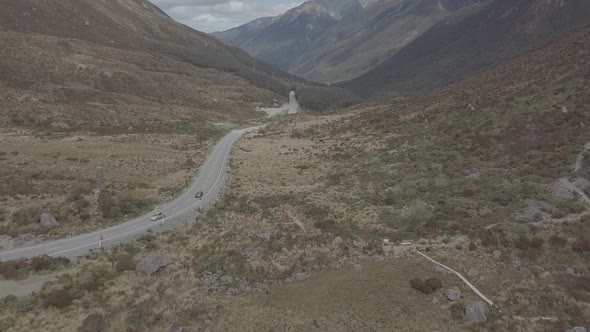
[342,0,590,97]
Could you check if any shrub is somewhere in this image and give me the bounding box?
[450,303,465,321]
[115,254,136,273]
[11,206,42,226]
[410,278,443,294]
[0,295,18,311]
[530,237,545,249]
[548,234,567,246]
[402,199,434,224]
[78,313,107,332]
[44,288,72,308]
[468,242,477,251]
[16,297,35,314]
[0,259,29,279]
[572,238,590,252]
[30,255,69,271]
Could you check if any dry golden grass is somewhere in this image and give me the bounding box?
[0,127,217,240]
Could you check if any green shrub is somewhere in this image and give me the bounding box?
[16,297,35,314]
[30,255,70,271]
[115,254,136,273]
[450,303,465,321]
[410,278,443,294]
[402,199,434,224]
[0,295,18,311]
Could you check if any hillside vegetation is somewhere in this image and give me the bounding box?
[1,24,588,332]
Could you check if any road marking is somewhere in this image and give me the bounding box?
[44,247,62,252]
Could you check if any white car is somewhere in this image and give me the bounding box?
[401,240,414,246]
[150,212,166,221]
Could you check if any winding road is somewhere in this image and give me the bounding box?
[0,126,262,261]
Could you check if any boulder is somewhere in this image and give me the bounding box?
[373,255,385,262]
[443,287,462,302]
[353,264,362,271]
[249,201,261,210]
[353,240,365,250]
[552,180,575,202]
[468,268,479,277]
[243,247,264,260]
[431,296,440,304]
[332,236,343,248]
[567,328,586,332]
[50,122,70,130]
[291,128,305,139]
[40,213,60,230]
[465,301,489,323]
[493,250,502,259]
[512,259,523,269]
[136,255,173,275]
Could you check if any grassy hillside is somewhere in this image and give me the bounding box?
[2,25,588,332]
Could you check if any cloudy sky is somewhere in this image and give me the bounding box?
[151,0,303,33]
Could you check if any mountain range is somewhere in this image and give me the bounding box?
[343,0,590,97]
[213,0,485,82]
[215,0,590,98]
[0,0,355,131]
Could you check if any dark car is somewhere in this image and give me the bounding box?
[195,191,204,199]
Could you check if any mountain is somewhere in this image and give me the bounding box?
[213,0,362,71]
[0,0,355,131]
[289,0,485,83]
[315,0,364,20]
[212,17,275,47]
[342,0,590,97]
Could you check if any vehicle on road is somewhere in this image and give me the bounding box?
[401,240,414,246]
[195,191,204,199]
[150,212,166,221]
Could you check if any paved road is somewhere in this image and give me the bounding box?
[0,126,262,261]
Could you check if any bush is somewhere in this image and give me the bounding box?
[548,234,567,246]
[115,254,136,273]
[410,278,443,294]
[450,303,465,321]
[0,295,18,311]
[78,313,107,332]
[402,200,434,225]
[11,206,42,226]
[515,235,544,250]
[44,288,72,308]
[16,297,35,314]
[572,238,590,252]
[0,259,29,279]
[30,255,70,271]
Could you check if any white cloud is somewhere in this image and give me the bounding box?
[150,0,304,32]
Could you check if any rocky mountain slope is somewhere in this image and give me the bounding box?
[212,17,275,47]
[290,0,485,82]
[343,0,590,97]
[212,0,362,71]
[214,0,484,83]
